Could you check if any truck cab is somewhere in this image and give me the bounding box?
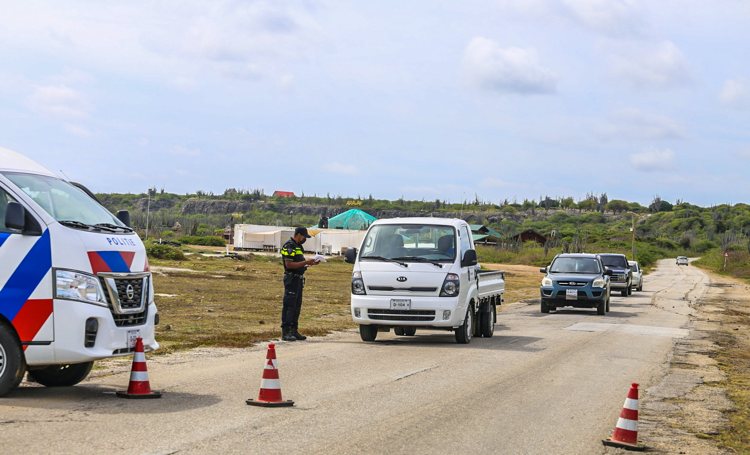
[345,218,504,344]
[0,147,158,396]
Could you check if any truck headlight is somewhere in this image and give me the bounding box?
[440,273,460,297]
[55,269,108,306]
[352,271,366,295]
[592,277,606,288]
[541,277,553,287]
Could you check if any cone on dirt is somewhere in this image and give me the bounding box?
[246,343,294,407]
[116,337,162,399]
[602,383,645,451]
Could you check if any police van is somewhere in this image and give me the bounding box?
[0,147,158,396]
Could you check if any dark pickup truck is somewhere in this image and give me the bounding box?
[599,253,632,297]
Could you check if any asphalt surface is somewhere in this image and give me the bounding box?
[0,259,708,454]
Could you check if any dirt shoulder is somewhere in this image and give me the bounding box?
[639,270,750,454]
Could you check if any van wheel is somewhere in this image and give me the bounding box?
[480,305,496,338]
[27,362,94,387]
[455,304,473,344]
[0,325,26,397]
[403,328,416,336]
[394,327,406,336]
[359,325,378,342]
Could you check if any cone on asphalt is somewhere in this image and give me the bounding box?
[116,337,162,399]
[246,343,294,407]
[602,383,645,451]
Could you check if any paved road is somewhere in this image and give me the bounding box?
[0,259,708,454]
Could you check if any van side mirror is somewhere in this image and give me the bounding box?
[5,202,26,231]
[461,249,478,267]
[539,267,547,273]
[344,247,357,264]
[117,210,131,227]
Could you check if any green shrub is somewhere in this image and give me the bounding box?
[178,235,226,246]
[693,239,716,254]
[146,243,186,260]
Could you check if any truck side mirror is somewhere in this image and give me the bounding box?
[344,247,357,264]
[604,269,613,276]
[117,210,131,227]
[539,267,547,273]
[5,202,26,231]
[461,249,478,267]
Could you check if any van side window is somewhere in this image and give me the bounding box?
[0,187,18,232]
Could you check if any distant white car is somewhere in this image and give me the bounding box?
[628,261,643,292]
[676,256,689,266]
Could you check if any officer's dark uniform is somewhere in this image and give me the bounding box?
[280,237,306,338]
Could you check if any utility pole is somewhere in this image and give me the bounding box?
[145,188,151,240]
[630,213,636,260]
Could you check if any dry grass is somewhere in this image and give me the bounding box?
[150,255,540,352]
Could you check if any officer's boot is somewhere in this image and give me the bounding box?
[282,328,297,342]
[292,328,307,341]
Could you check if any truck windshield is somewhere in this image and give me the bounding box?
[550,257,601,274]
[1,172,127,231]
[360,224,456,262]
[599,255,627,268]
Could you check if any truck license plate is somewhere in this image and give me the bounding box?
[127,329,141,348]
[390,299,411,310]
[565,289,577,301]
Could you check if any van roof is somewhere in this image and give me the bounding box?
[0,147,56,177]
[370,217,467,228]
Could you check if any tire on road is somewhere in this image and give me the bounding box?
[27,362,94,387]
[480,304,496,338]
[541,300,550,313]
[0,324,26,397]
[597,298,606,315]
[621,289,628,297]
[455,304,474,344]
[403,328,416,336]
[359,325,378,342]
[394,327,406,336]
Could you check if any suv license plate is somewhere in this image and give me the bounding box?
[127,329,141,348]
[390,299,411,310]
[565,289,577,301]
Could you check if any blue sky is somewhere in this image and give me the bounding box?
[1,1,748,206]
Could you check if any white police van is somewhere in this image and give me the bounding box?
[0,147,158,396]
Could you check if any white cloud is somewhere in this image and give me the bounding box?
[464,37,558,95]
[63,123,92,138]
[630,148,676,172]
[28,85,91,119]
[480,178,513,189]
[598,108,685,141]
[611,41,690,89]
[322,162,358,175]
[720,79,750,108]
[168,145,201,157]
[562,0,644,36]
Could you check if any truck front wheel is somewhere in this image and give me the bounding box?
[455,304,474,344]
[27,362,94,387]
[0,325,26,397]
[359,325,378,342]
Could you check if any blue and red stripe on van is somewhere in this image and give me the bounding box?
[0,232,10,248]
[87,251,136,274]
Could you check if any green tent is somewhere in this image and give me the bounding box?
[321,209,377,230]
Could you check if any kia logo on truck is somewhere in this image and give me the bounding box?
[397,276,407,282]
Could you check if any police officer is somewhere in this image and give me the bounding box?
[280,227,318,341]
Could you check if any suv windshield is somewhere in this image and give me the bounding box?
[550,257,601,274]
[599,255,628,268]
[360,224,456,262]
[2,172,128,232]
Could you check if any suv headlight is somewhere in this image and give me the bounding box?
[592,277,606,288]
[541,277,553,287]
[352,271,366,295]
[440,273,460,297]
[55,269,108,306]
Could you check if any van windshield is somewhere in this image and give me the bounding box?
[360,224,456,262]
[2,172,128,232]
[550,257,601,274]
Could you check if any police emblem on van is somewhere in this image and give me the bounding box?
[397,276,407,282]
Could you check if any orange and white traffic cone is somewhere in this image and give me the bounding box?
[116,337,162,399]
[602,383,645,451]
[246,343,294,407]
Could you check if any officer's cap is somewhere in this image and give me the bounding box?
[295,227,312,238]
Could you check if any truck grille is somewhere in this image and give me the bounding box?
[367,309,435,321]
[99,273,150,327]
[611,274,626,282]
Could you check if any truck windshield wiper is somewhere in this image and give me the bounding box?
[360,255,408,267]
[392,256,443,268]
[94,223,134,233]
